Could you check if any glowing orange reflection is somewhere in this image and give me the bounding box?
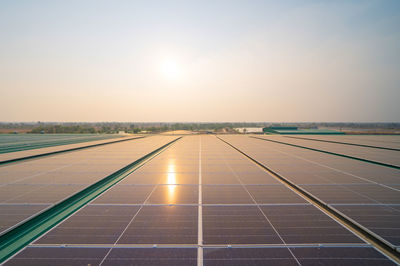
[166,160,177,204]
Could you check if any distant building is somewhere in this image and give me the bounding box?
[235,127,263,134]
[263,127,298,132]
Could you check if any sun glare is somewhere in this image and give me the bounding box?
[160,59,183,81]
[167,160,177,204]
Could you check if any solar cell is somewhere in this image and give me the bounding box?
[291,246,396,265]
[203,185,254,204]
[0,204,50,234]
[300,185,378,204]
[118,172,166,185]
[203,246,396,266]
[4,247,110,266]
[146,185,198,204]
[5,184,86,203]
[103,248,197,266]
[117,206,197,244]
[202,172,242,184]
[91,185,155,204]
[246,185,307,204]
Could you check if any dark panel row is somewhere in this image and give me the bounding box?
[5,246,395,266]
[36,205,361,245]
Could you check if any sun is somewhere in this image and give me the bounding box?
[160,58,183,81]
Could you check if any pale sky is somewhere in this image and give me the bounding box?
[1,0,399,122]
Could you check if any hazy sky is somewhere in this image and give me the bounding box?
[1,0,399,122]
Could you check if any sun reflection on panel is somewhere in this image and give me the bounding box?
[166,160,177,204]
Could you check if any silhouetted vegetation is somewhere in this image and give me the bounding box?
[0,122,399,134]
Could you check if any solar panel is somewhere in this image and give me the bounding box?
[203,246,394,266]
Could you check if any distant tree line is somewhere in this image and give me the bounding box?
[25,122,270,134]
[30,125,98,134]
[0,122,399,134]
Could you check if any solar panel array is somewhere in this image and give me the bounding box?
[0,136,139,164]
[1,134,399,265]
[258,135,400,167]
[0,134,123,154]
[286,135,400,150]
[221,135,400,250]
[0,136,175,235]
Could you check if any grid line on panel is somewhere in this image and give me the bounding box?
[198,136,203,266]
[251,136,400,170]
[284,136,400,152]
[247,137,400,192]
[97,177,160,265]
[218,142,302,265]
[29,243,374,248]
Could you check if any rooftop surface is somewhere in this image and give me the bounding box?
[0,134,399,265]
